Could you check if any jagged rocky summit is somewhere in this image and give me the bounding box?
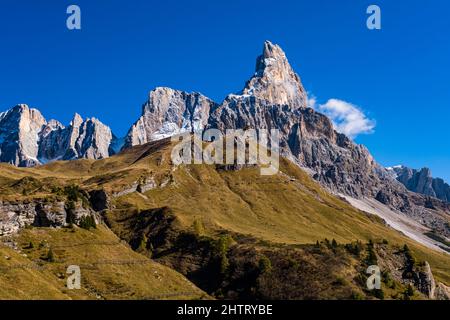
[124,87,216,148]
[387,165,450,203]
[0,104,116,166]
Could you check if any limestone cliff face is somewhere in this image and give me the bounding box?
[0,104,46,166]
[242,40,307,109]
[123,87,216,148]
[0,105,115,166]
[389,165,450,203]
[0,199,97,236]
[38,113,114,162]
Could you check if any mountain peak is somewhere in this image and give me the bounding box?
[419,167,432,177]
[71,113,84,127]
[124,87,215,148]
[0,104,46,166]
[9,104,45,121]
[13,103,29,111]
[391,165,450,202]
[237,41,307,109]
[47,119,64,129]
[256,40,287,72]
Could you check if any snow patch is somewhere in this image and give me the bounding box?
[341,194,448,253]
[151,122,186,140]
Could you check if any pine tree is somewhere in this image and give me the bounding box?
[331,239,338,248]
[46,248,55,262]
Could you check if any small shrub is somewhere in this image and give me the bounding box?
[382,271,396,289]
[333,276,347,286]
[373,289,385,300]
[355,273,368,287]
[64,185,90,209]
[137,234,148,253]
[345,241,363,257]
[403,244,416,266]
[350,291,365,300]
[79,215,97,230]
[193,219,205,236]
[258,255,272,274]
[406,284,415,297]
[366,240,378,265]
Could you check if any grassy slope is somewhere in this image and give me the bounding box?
[0,244,70,299]
[0,225,206,299]
[0,139,449,288]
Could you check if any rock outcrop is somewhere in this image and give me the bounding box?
[0,199,97,236]
[436,282,450,300]
[415,261,436,299]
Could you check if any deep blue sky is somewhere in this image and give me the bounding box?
[0,1,449,181]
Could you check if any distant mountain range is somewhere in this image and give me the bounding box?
[0,105,115,167]
[387,165,450,202]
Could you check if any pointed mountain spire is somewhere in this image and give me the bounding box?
[70,113,84,127]
[238,40,307,109]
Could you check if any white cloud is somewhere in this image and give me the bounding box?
[307,96,375,139]
[307,96,317,109]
